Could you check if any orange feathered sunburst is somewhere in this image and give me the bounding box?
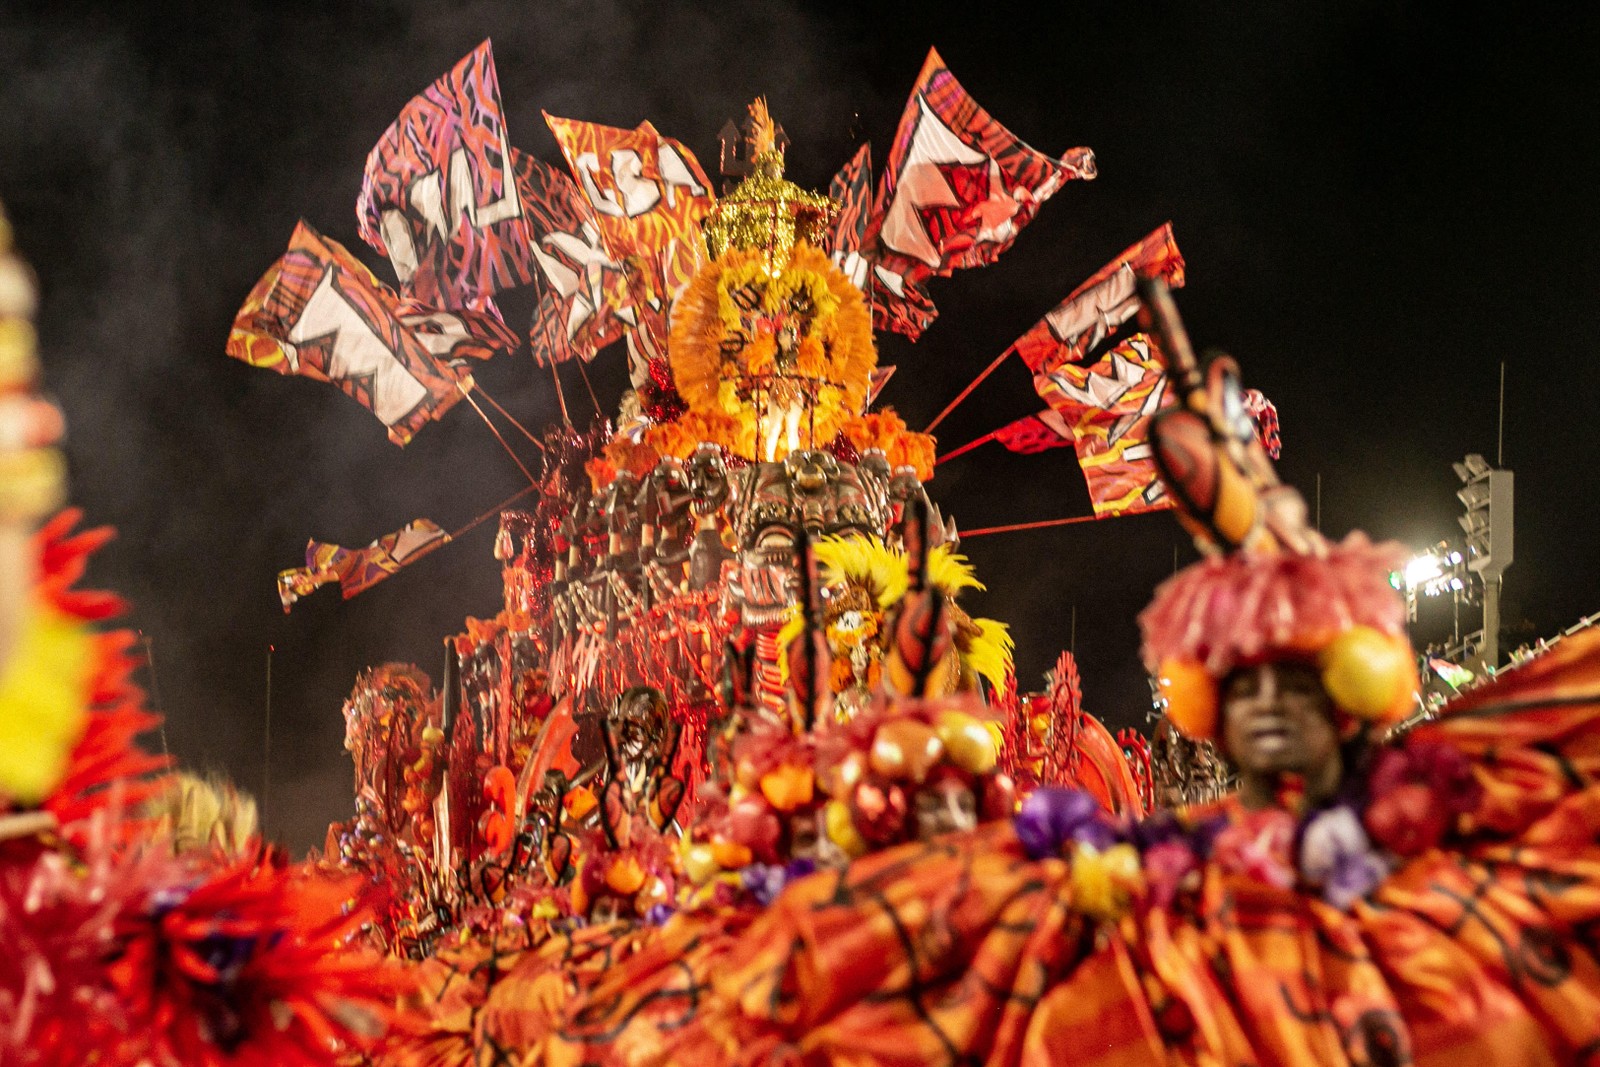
[667,243,876,461]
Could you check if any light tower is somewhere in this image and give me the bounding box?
[1453,453,1513,669]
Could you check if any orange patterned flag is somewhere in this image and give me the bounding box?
[228,222,515,445]
[543,114,714,372]
[1034,333,1174,517]
[277,518,450,612]
[1009,223,1186,373]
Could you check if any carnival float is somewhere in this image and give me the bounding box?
[2,36,1599,1067]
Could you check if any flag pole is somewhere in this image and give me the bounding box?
[139,631,170,758]
[472,385,548,452]
[959,514,1101,538]
[448,484,541,540]
[935,430,999,466]
[575,358,604,418]
[923,349,1013,434]
[262,644,274,828]
[549,361,571,426]
[458,384,540,488]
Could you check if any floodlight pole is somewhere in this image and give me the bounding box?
[1481,575,1501,670]
[1455,452,1513,672]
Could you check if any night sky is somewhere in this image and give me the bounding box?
[3,1,1597,852]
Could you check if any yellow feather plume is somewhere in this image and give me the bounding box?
[0,601,90,806]
[809,536,984,605]
[146,771,259,858]
[748,97,777,157]
[811,534,908,608]
[927,545,985,597]
[775,605,804,686]
[961,617,1015,695]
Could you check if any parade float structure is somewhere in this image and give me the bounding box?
[227,41,1207,965]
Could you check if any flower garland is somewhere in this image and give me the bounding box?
[1014,738,1483,920]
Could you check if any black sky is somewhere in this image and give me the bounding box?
[2,0,1597,852]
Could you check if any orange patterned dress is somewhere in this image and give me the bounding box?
[567,632,1600,1067]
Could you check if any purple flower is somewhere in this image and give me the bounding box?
[1129,811,1184,850]
[1072,819,1119,852]
[644,903,676,926]
[1014,788,1101,859]
[1300,806,1391,909]
[784,857,818,882]
[1189,815,1229,858]
[742,863,789,906]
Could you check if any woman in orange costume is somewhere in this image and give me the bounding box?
[646,291,1600,1067]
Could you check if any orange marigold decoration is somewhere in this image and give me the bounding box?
[838,408,937,481]
[642,410,750,463]
[586,435,663,492]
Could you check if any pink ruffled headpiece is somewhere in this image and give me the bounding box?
[1139,532,1408,678]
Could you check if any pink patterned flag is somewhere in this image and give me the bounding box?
[827,143,873,291]
[544,114,714,370]
[1033,334,1173,517]
[513,149,631,366]
[994,408,1074,455]
[356,41,533,313]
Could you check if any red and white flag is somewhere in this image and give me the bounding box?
[865,48,1096,340]
[1009,223,1185,374]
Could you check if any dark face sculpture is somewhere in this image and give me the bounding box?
[685,444,730,519]
[723,452,889,631]
[738,451,887,555]
[610,687,668,769]
[589,893,624,926]
[787,807,821,861]
[1221,661,1342,809]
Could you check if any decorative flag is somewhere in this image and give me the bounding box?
[994,408,1074,455]
[827,143,873,290]
[866,48,1097,339]
[1009,223,1186,374]
[1242,387,1281,458]
[544,114,714,372]
[513,149,631,365]
[277,519,450,612]
[1034,334,1173,517]
[355,40,533,313]
[1428,657,1474,691]
[228,222,513,445]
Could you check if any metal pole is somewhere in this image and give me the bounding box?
[141,632,170,758]
[1482,578,1500,669]
[1497,361,1506,468]
[262,645,274,827]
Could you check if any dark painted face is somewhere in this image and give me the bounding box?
[1221,661,1341,800]
[612,690,666,765]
